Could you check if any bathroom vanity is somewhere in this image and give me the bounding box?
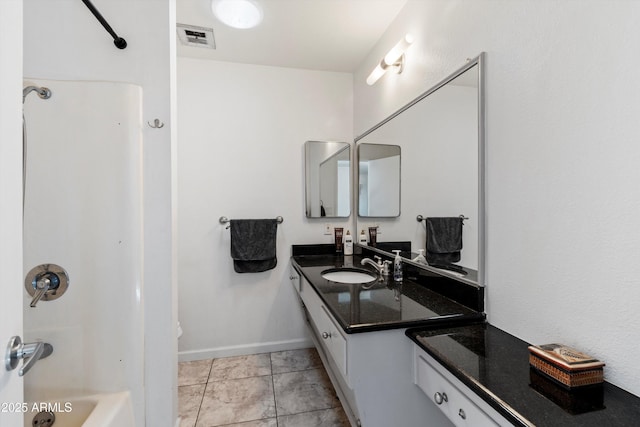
[291,245,640,427]
[407,323,640,426]
[290,244,485,427]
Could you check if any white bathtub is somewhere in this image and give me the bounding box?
[24,392,135,427]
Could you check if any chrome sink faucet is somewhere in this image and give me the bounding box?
[361,256,391,278]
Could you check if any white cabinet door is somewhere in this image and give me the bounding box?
[320,305,347,378]
[289,265,301,293]
[298,276,348,379]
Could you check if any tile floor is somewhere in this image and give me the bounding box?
[178,348,351,427]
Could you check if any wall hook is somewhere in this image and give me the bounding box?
[148,119,164,128]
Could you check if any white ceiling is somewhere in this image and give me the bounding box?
[176,0,408,72]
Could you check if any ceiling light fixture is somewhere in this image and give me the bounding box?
[211,0,263,29]
[366,34,414,86]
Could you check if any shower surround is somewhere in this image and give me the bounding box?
[22,79,144,426]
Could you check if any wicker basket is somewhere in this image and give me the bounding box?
[529,354,603,388]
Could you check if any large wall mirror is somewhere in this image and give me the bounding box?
[305,140,351,218]
[355,53,485,286]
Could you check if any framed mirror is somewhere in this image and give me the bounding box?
[305,140,351,218]
[358,143,401,217]
[355,53,485,286]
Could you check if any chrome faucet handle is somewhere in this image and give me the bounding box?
[18,341,44,376]
[29,277,52,307]
[5,336,53,377]
[374,255,382,265]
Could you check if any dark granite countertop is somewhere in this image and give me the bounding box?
[291,252,485,334]
[406,323,640,426]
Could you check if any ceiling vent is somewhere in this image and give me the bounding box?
[177,24,216,49]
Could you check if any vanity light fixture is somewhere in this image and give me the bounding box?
[366,34,414,86]
[211,0,263,29]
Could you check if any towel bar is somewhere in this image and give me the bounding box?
[416,214,468,223]
[219,216,284,229]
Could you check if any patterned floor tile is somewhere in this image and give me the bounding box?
[178,384,205,427]
[222,419,278,427]
[270,348,321,374]
[179,359,214,386]
[209,353,272,381]
[196,376,276,426]
[273,368,340,416]
[278,407,350,427]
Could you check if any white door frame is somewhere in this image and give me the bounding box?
[0,0,25,424]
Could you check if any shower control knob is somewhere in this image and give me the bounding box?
[25,264,69,307]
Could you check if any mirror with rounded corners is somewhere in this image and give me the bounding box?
[305,140,351,218]
[358,143,401,217]
[355,53,485,286]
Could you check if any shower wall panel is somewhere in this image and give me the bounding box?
[22,79,144,422]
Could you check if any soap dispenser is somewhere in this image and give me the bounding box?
[392,250,403,282]
[359,229,367,245]
[344,230,353,255]
[412,249,427,265]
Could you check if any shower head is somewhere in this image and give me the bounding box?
[23,86,51,103]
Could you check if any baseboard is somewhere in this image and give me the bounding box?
[178,337,314,362]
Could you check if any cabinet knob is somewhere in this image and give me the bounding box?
[321,332,331,339]
[458,408,466,420]
[433,392,448,405]
[289,275,298,280]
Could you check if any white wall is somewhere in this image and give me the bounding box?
[177,58,353,359]
[0,2,24,425]
[367,155,400,216]
[354,0,640,396]
[23,1,177,425]
[310,142,350,217]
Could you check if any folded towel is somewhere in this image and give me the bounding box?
[425,217,463,265]
[230,219,278,273]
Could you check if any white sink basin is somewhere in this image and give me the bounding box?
[321,268,377,284]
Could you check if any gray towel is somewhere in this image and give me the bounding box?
[230,219,278,273]
[425,217,463,265]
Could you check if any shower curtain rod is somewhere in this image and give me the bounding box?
[81,0,127,49]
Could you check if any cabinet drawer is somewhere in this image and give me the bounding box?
[415,349,498,427]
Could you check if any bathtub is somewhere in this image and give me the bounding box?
[24,392,135,427]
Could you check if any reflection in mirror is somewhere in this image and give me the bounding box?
[358,143,400,217]
[355,54,484,285]
[305,141,351,218]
